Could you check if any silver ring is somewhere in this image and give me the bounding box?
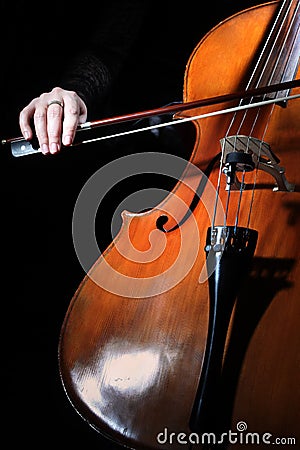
[47,99,64,108]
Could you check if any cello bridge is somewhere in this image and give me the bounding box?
[220,135,295,192]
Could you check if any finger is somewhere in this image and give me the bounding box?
[78,98,88,124]
[33,104,50,155]
[61,94,87,146]
[61,95,80,146]
[19,99,38,141]
[47,101,64,154]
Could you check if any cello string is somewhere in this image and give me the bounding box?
[218,0,298,231]
[224,0,290,173]
[210,0,287,231]
[256,0,299,90]
[233,0,296,146]
[211,138,226,230]
[228,0,290,137]
[218,0,290,142]
[245,94,283,230]
[211,102,240,230]
[234,171,246,232]
[244,0,291,90]
[245,0,299,228]
[229,106,261,230]
[223,185,231,229]
[246,102,276,229]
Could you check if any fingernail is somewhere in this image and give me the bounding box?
[41,144,49,154]
[63,135,72,146]
[24,131,30,140]
[50,142,60,154]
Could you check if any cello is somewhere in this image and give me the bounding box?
[57,1,300,448]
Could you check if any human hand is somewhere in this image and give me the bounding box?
[19,87,88,155]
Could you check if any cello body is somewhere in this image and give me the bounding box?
[59,2,300,449]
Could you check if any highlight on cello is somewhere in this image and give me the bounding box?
[1,0,299,449]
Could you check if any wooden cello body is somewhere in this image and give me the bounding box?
[59,1,300,449]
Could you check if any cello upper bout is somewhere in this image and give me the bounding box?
[183,1,279,103]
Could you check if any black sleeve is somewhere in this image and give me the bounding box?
[59,0,150,118]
